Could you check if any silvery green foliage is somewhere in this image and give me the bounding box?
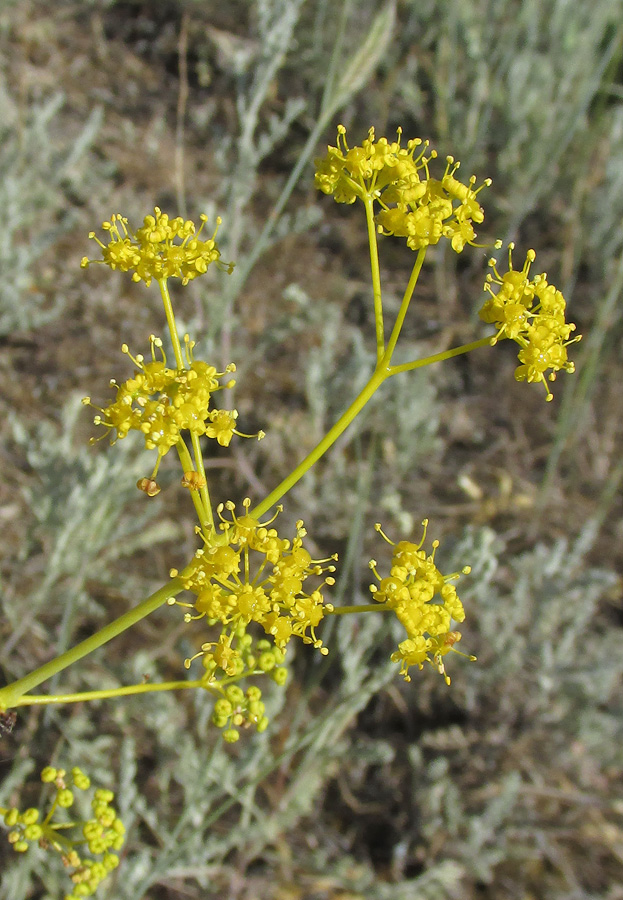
[0,396,177,670]
[392,0,622,232]
[586,104,623,266]
[104,613,451,899]
[201,0,396,335]
[392,523,621,894]
[464,523,622,765]
[0,84,102,335]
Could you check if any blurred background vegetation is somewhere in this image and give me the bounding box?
[1,1,622,898]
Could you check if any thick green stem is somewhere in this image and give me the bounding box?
[0,579,183,711]
[13,678,210,707]
[250,366,390,519]
[250,333,493,520]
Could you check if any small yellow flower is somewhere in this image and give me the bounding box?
[81,208,234,286]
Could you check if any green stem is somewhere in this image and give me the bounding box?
[175,437,211,531]
[250,334,493,521]
[189,431,215,531]
[388,336,492,375]
[42,797,58,829]
[13,678,209,707]
[363,194,385,363]
[250,248,431,520]
[250,365,390,519]
[327,604,393,615]
[0,579,183,711]
[158,278,214,530]
[382,248,427,364]
[158,278,184,368]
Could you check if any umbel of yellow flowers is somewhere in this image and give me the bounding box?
[82,333,260,488]
[480,244,580,401]
[169,500,337,672]
[369,521,473,685]
[81,207,233,286]
[314,124,491,253]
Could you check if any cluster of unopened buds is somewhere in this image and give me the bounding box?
[209,641,286,743]
[1,766,125,900]
[369,521,474,684]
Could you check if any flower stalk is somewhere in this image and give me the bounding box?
[1,127,580,718]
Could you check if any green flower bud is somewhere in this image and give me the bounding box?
[258,651,276,671]
[20,808,39,825]
[213,699,233,718]
[71,768,91,790]
[4,808,19,827]
[103,852,120,871]
[271,666,288,686]
[225,685,244,704]
[57,789,74,808]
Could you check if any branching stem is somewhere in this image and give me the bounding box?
[0,579,183,711]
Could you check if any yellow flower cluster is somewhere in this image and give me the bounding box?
[369,521,472,684]
[2,766,125,900]
[170,500,337,675]
[314,125,491,253]
[479,245,581,401]
[81,208,234,286]
[203,636,287,742]
[84,334,259,479]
